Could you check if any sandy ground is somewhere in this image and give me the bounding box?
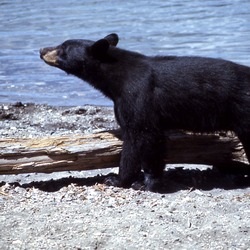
[0,103,250,250]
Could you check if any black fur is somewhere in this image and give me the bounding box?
[40,33,250,191]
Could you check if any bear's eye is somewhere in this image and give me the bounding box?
[58,48,67,59]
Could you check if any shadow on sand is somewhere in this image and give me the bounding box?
[1,163,250,194]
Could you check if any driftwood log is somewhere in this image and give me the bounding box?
[0,130,248,175]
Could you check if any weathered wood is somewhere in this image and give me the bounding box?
[0,130,248,175]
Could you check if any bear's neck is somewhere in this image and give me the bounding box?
[80,49,147,102]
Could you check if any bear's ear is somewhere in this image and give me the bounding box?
[91,33,119,59]
[104,33,119,47]
[91,39,110,59]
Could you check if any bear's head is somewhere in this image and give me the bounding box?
[40,33,119,75]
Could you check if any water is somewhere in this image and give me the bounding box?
[1,0,250,106]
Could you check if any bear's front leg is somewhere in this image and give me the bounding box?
[138,131,166,191]
[107,129,166,191]
[105,130,143,188]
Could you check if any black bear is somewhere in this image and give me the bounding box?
[40,33,250,191]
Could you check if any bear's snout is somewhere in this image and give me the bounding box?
[39,48,45,58]
[40,47,52,58]
[40,47,59,66]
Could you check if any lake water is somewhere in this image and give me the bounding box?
[1,0,250,106]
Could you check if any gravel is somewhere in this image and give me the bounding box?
[0,103,250,249]
[0,102,117,138]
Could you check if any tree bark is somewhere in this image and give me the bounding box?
[0,130,248,175]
